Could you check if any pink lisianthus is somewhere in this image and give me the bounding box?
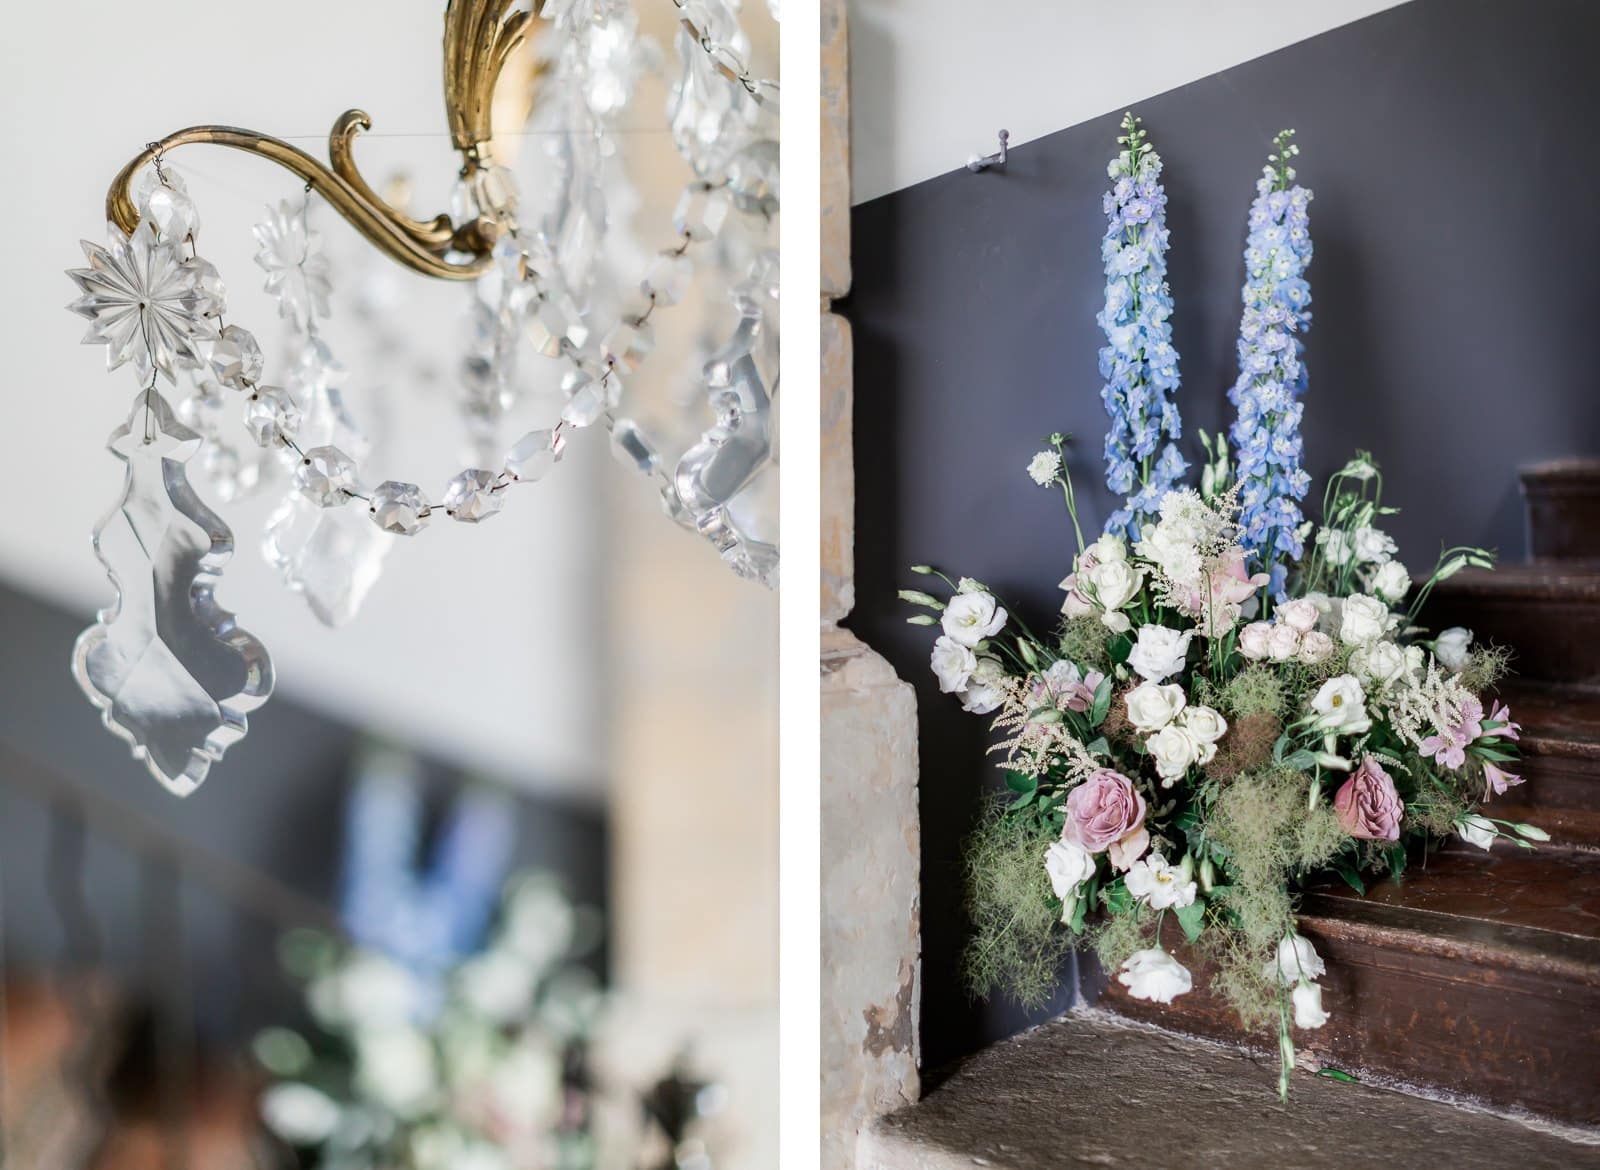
[1332,757,1404,841]
[1177,547,1268,622]
[1058,551,1099,618]
[1063,768,1147,855]
[1421,695,1485,770]
[1483,760,1525,799]
[1482,701,1521,742]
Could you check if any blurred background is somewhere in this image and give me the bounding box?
[0,1,777,1166]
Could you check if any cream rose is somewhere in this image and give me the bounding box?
[1125,681,1186,732]
[1351,641,1408,688]
[1179,705,1228,744]
[1353,526,1397,565]
[1338,593,1392,647]
[1147,724,1199,785]
[1370,560,1411,604]
[1266,623,1302,662]
[1044,839,1095,904]
[1297,631,1335,664]
[1237,621,1272,660]
[1127,624,1194,681]
[1086,558,1143,617]
[1275,598,1320,634]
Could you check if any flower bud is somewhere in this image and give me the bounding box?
[898,589,943,609]
[906,614,937,626]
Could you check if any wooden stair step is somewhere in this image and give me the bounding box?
[859,1009,1600,1170]
[1489,681,1600,846]
[1522,458,1600,562]
[1423,565,1600,686]
[1092,846,1600,1126]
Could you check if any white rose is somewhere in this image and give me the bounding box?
[1117,948,1192,1004]
[1124,852,1197,910]
[1147,724,1200,784]
[1125,681,1186,732]
[1339,593,1393,647]
[960,656,1007,714]
[931,636,976,694]
[1086,558,1143,615]
[1292,981,1331,1029]
[1370,560,1411,604]
[1045,839,1095,904]
[1139,521,1203,586]
[1457,813,1497,851]
[1297,631,1335,664]
[1087,532,1128,564]
[942,590,1008,647]
[1276,598,1320,634]
[1266,623,1302,662]
[1238,621,1272,660]
[1179,705,1228,744]
[1310,674,1372,735]
[1352,526,1397,565]
[1317,529,1354,566]
[457,949,536,1023]
[1351,641,1408,688]
[1127,624,1194,681]
[355,1027,437,1117]
[1263,934,1326,985]
[1435,626,1473,671]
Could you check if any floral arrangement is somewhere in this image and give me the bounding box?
[903,122,1544,1097]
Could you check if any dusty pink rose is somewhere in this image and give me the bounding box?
[1238,621,1272,660]
[1333,757,1404,841]
[1276,598,1320,634]
[1266,623,1302,662]
[1063,768,1147,854]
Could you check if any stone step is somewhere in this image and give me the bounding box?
[1423,565,1600,686]
[1490,682,1600,846]
[858,1009,1600,1169]
[1092,846,1600,1127]
[1522,459,1600,562]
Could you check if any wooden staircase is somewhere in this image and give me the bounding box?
[862,462,1600,1167]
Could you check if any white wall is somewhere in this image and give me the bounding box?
[0,1,606,797]
[847,0,1411,204]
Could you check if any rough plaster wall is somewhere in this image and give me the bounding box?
[821,0,923,1164]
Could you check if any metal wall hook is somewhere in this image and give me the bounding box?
[966,129,1009,173]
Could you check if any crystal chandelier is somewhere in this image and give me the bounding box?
[64,0,779,796]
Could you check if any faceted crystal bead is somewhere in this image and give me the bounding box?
[184,257,227,318]
[442,468,504,523]
[368,481,430,536]
[673,183,732,241]
[727,139,780,217]
[601,319,655,373]
[141,182,200,243]
[177,383,225,435]
[609,417,660,476]
[525,292,588,357]
[244,385,302,448]
[505,428,565,483]
[560,370,609,428]
[493,234,529,283]
[201,324,264,388]
[293,445,358,507]
[475,165,521,219]
[641,251,693,306]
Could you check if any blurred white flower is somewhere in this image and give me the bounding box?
[309,952,423,1031]
[260,1082,341,1146]
[1435,627,1473,672]
[355,1027,437,1117]
[457,948,536,1024]
[1292,981,1330,1029]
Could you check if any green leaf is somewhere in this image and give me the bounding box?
[1086,736,1110,757]
[1004,771,1037,796]
[1385,842,1407,879]
[1174,898,1206,943]
[1334,863,1366,895]
[1282,749,1318,771]
[1089,677,1113,728]
[1110,633,1134,666]
[1316,1067,1362,1084]
[1028,706,1065,725]
[1100,880,1132,916]
[1272,731,1291,764]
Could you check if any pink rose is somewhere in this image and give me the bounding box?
[1266,624,1302,662]
[1063,768,1147,854]
[1238,622,1272,660]
[1276,598,1320,634]
[1333,757,1404,841]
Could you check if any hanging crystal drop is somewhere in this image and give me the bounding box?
[140,182,201,243]
[177,381,226,435]
[672,183,732,241]
[560,370,608,428]
[73,387,273,796]
[727,139,780,217]
[525,292,588,356]
[293,445,358,506]
[505,428,564,482]
[184,257,228,318]
[202,444,244,502]
[200,324,264,388]
[368,481,430,536]
[264,495,394,628]
[244,385,301,448]
[442,469,503,523]
[609,418,660,476]
[601,319,654,373]
[642,251,693,306]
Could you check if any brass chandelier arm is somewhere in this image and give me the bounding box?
[105,122,494,282]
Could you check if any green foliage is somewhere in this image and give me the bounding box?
[960,798,1074,1010]
[1217,665,1288,720]
[1457,643,1513,694]
[1058,616,1113,673]
[1207,767,1305,953]
[1088,906,1153,975]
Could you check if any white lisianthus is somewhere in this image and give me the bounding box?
[1275,598,1320,634]
[931,636,977,693]
[1370,560,1411,604]
[1087,533,1128,564]
[1352,526,1397,565]
[1310,674,1372,735]
[1125,681,1187,732]
[1045,839,1095,906]
[1338,593,1393,647]
[1027,450,1062,486]
[1266,623,1302,662]
[1127,624,1194,682]
[1457,813,1497,851]
[1147,725,1200,785]
[1350,641,1409,689]
[1292,981,1331,1029]
[1117,948,1192,1004]
[1435,627,1473,671]
[1317,529,1354,566]
[1297,631,1335,664]
[960,656,1007,714]
[1179,705,1228,744]
[942,590,1008,647]
[1237,621,1272,660]
[1263,934,1327,985]
[1124,852,1197,910]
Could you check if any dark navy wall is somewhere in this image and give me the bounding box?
[845,0,1600,1073]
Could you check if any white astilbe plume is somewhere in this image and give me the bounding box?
[986,676,1103,782]
[1378,660,1479,754]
